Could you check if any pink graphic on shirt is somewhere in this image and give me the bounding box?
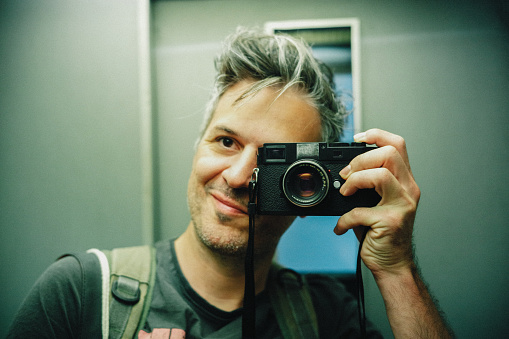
[138,328,186,339]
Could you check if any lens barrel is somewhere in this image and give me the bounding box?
[282,160,329,207]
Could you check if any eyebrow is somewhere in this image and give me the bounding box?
[212,125,239,136]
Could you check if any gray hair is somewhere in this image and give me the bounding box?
[197,27,346,143]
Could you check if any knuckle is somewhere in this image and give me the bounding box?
[377,167,393,182]
[350,207,364,219]
[366,128,381,137]
[392,134,406,149]
[404,193,419,212]
[413,185,422,203]
[381,145,400,160]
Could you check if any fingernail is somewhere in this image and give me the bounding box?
[339,165,351,178]
[354,132,366,142]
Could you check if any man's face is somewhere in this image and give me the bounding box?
[187,80,322,258]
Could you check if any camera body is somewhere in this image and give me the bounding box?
[256,142,381,216]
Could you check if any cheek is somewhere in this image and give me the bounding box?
[192,153,226,187]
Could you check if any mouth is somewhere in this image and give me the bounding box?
[210,191,249,216]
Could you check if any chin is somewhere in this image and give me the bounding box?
[201,232,248,257]
[191,208,294,259]
[193,218,248,255]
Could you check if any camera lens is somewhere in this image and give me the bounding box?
[282,160,329,207]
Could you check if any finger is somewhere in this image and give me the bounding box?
[354,128,412,173]
[335,203,415,243]
[342,145,410,183]
[341,146,418,200]
[340,167,404,202]
[332,213,369,243]
[334,206,379,236]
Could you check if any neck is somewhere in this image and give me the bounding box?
[175,224,274,312]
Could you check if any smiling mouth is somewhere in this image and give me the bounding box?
[210,191,248,216]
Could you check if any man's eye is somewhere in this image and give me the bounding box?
[219,137,234,148]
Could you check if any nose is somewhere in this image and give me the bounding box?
[222,146,257,189]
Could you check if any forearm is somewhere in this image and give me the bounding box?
[374,264,453,338]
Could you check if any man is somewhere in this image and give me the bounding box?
[8,27,452,338]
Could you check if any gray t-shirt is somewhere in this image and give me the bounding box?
[8,239,381,338]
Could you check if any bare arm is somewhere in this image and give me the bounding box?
[334,129,452,338]
[374,263,452,338]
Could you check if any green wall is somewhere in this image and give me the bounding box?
[0,0,147,336]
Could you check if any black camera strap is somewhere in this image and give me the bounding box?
[357,226,369,338]
[243,168,258,339]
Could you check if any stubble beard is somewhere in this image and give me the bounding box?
[187,180,250,258]
[187,174,296,263]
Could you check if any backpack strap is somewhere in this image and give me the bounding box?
[268,264,319,339]
[90,245,156,339]
[86,249,111,338]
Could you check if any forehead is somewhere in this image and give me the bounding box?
[206,81,322,145]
